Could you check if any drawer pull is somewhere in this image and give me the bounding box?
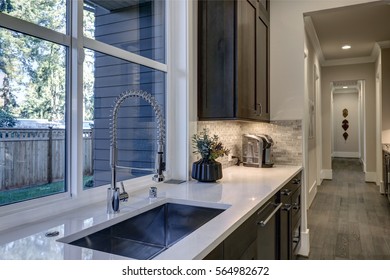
[292,178,301,185]
[282,204,292,211]
[257,203,282,227]
[292,203,300,211]
[281,189,292,196]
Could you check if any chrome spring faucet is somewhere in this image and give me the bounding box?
[107,90,165,214]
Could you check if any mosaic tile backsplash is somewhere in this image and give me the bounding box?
[193,120,302,169]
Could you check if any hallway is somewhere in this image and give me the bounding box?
[303,158,390,259]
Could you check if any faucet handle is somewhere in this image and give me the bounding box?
[119,182,129,201]
[153,174,165,182]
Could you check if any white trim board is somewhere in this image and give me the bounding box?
[332,152,360,158]
[377,40,390,49]
[365,172,377,183]
[322,56,376,67]
[308,180,317,208]
[320,169,333,180]
[304,16,325,64]
[297,229,310,257]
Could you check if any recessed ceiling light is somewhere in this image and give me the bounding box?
[343,86,348,89]
[342,45,351,50]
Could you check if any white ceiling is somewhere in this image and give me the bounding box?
[305,1,390,63]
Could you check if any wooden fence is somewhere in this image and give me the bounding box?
[0,128,93,190]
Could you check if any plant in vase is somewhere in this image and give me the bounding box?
[191,128,229,182]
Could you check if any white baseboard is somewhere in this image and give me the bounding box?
[362,159,367,172]
[380,181,385,194]
[297,229,310,257]
[308,180,317,208]
[320,169,332,180]
[332,151,360,158]
[365,171,377,183]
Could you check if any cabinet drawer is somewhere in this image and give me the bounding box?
[282,175,301,195]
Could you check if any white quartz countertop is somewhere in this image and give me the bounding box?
[0,165,302,260]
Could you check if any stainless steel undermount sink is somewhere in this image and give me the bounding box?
[59,202,226,259]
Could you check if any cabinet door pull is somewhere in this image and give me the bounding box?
[257,202,282,227]
[280,189,292,196]
[292,178,301,185]
[255,103,263,116]
[292,203,300,211]
[282,204,292,211]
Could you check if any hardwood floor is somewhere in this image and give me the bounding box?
[301,158,390,259]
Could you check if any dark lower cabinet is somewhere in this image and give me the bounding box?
[204,172,302,260]
[256,196,281,259]
[291,185,302,259]
[203,242,224,260]
[204,194,280,260]
[278,172,302,260]
[224,205,258,259]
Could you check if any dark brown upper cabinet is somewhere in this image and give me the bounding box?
[198,0,270,122]
[258,0,270,20]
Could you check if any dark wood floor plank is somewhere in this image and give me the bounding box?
[300,158,390,260]
[348,222,363,259]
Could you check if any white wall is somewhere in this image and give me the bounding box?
[270,0,377,121]
[332,91,360,157]
[376,50,382,189]
[304,30,320,208]
[382,48,390,143]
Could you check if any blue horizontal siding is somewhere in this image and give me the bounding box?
[94,16,155,35]
[92,1,165,63]
[95,2,163,24]
[91,1,166,188]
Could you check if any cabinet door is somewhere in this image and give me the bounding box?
[257,0,270,20]
[203,242,224,260]
[256,14,270,121]
[237,0,257,120]
[224,210,258,259]
[256,198,280,260]
[198,0,235,119]
[280,203,291,260]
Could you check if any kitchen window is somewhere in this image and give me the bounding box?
[0,1,69,207]
[81,0,166,189]
[0,0,67,33]
[82,49,166,189]
[0,0,170,211]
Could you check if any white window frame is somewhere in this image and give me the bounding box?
[0,0,190,232]
[0,6,72,216]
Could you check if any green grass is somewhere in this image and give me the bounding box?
[0,176,94,206]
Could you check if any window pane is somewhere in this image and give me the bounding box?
[0,0,67,34]
[83,48,165,189]
[0,28,67,206]
[83,0,165,63]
